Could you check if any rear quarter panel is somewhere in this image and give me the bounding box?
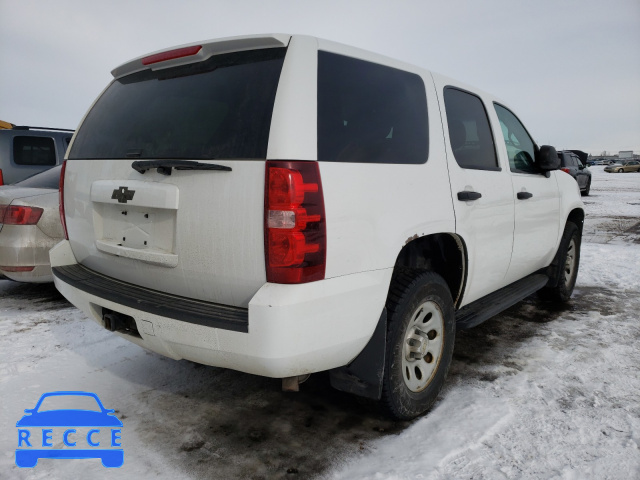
[264,37,456,279]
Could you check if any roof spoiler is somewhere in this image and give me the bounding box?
[111,34,291,79]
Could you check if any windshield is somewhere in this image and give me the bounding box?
[69,48,286,160]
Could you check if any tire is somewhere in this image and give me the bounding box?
[540,222,581,302]
[617,168,624,173]
[381,271,455,420]
[581,179,590,196]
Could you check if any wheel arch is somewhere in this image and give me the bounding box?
[329,232,466,402]
[545,208,584,289]
[566,208,585,235]
[392,233,467,309]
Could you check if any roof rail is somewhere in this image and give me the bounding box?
[12,126,74,132]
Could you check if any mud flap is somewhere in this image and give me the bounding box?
[329,308,386,400]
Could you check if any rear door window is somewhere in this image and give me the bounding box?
[69,48,286,160]
[443,88,499,170]
[13,136,57,166]
[317,51,428,164]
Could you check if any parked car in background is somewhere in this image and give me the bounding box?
[604,161,640,173]
[0,165,63,282]
[0,125,73,185]
[558,150,591,195]
[567,150,588,166]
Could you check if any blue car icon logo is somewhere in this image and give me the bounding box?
[16,391,123,468]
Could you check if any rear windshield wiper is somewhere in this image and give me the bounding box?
[131,160,232,176]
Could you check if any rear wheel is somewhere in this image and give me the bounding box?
[381,271,455,420]
[540,222,581,302]
[581,179,591,196]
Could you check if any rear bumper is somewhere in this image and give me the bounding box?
[50,240,392,378]
[0,225,57,283]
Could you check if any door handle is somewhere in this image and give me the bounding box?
[517,192,533,200]
[457,191,482,201]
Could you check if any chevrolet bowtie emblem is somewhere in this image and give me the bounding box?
[111,186,136,203]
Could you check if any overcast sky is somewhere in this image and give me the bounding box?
[1,0,638,155]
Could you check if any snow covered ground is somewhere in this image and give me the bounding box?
[1,166,638,479]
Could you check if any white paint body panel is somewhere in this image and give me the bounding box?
[267,35,318,161]
[65,160,267,308]
[505,171,561,284]
[91,180,180,209]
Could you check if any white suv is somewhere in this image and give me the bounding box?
[51,34,584,419]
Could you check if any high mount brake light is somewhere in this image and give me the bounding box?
[59,160,69,240]
[0,205,43,225]
[141,46,203,66]
[265,161,326,284]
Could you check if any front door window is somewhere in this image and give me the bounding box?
[494,104,537,174]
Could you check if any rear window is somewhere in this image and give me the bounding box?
[13,136,57,166]
[15,165,61,189]
[69,48,286,160]
[317,51,428,164]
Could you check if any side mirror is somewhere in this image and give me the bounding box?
[536,145,559,171]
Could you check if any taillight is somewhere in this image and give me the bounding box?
[0,266,35,272]
[0,169,4,186]
[142,45,202,66]
[59,160,69,240]
[560,167,571,174]
[265,161,326,284]
[0,205,43,225]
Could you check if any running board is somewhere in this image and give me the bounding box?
[455,273,549,330]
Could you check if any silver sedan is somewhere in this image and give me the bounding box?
[0,165,64,282]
